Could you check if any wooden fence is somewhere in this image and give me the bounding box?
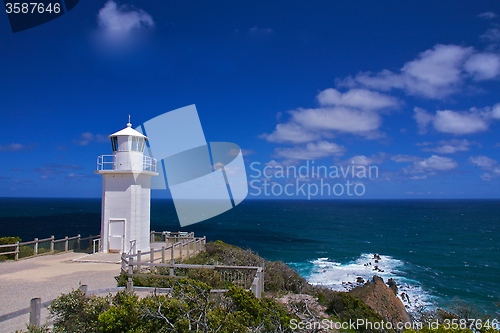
[121,237,265,299]
[0,234,101,260]
[0,231,265,329]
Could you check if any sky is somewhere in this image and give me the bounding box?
[1,0,500,199]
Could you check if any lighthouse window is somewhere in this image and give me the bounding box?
[138,138,145,152]
[110,137,118,151]
[131,137,146,152]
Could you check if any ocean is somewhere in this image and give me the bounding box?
[0,198,499,316]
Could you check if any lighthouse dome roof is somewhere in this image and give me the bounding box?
[109,122,148,139]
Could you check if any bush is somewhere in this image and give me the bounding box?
[326,292,385,333]
[49,289,111,332]
[0,236,21,259]
[48,281,296,333]
[184,241,309,293]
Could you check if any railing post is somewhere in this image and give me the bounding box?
[161,246,165,263]
[50,235,54,253]
[121,253,126,271]
[180,242,183,259]
[29,298,41,327]
[77,234,81,250]
[260,264,265,296]
[34,238,38,256]
[127,258,134,292]
[15,241,19,260]
[150,231,155,243]
[80,284,88,295]
[150,247,154,263]
[64,236,69,252]
[137,250,142,271]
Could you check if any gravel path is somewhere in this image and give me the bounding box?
[0,252,121,333]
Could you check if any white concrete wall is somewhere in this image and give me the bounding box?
[100,173,153,253]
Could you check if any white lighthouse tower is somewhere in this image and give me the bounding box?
[96,118,158,254]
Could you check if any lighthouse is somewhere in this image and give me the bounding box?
[96,119,158,254]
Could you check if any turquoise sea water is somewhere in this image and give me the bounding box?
[0,198,499,316]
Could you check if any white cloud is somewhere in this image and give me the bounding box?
[481,28,500,51]
[421,139,477,154]
[274,141,346,160]
[262,122,321,144]
[433,110,489,134]
[492,103,500,119]
[464,53,500,80]
[469,155,500,180]
[402,155,458,178]
[316,88,399,111]
[391,154,423,163]
[410,175,428,180]
[340,44,500,99]
[263,88,396,144]
[0,143,28,151]
[411,155,458,172]
[290,106,382,135]
[249,26,273,35]
[97,1,154,37]
[73,132,108,146]
[414,107,435,134]
[337,153,386,166]
[478,12,498,19]
[413,107,494,135]
[348,155,375,166]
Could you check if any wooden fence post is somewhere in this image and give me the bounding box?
[161,246,165,263]
[15,241,19,260]
[29,298,41,327]
[180,242,183,259]
[77,234,81,250]
[127,258,134,292]
[170,245,175,277]
[64,236,69,252]
[50,235,54,253]
[34,238,38,256]
[150,231,155,243]
[121,253,126,272]
[150,247,154,263]
[137,250,142,271]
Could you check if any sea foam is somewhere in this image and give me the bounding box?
[302,254,436,314]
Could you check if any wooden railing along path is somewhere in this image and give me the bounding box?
[0,234,101,260]
[0,231,265,330]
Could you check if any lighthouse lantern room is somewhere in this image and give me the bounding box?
[96,119,158,254]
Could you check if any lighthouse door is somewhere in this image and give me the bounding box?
[108,220,125,252]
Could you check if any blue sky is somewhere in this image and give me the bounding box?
[1,0,500,199]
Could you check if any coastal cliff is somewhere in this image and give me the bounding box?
[350,275,412,326]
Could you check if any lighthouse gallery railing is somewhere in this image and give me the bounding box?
[97,155,157,172]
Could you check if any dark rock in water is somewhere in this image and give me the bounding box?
[350,275,411,326]
[356,277,365,284]
[387,278,398,295]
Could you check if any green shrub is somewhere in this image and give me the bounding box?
[327,292,385,333]
[48,281,296,333]
[49,289,111,332]
[0,236,21,259]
